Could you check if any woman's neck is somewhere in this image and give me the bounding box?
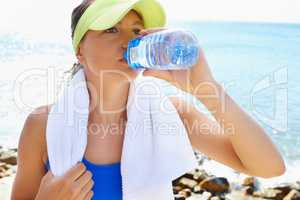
[86,70,130,124]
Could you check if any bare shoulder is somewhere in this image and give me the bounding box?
[26,105,52,128]
[25,104,52,127]
[11,104,52,199]
[25,104,52,131]
[22,104,53,163]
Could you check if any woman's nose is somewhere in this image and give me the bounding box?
[122,31,138,49]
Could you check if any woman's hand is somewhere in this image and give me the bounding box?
[35,163,94,200]
[140,28,217,96]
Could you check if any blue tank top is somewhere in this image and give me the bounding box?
[45,157,123,200]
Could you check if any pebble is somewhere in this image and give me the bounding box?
[199,177,230,194]
[0,149,17,165]
[283,189,300,200]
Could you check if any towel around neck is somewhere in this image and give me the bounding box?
[46,68,198,200]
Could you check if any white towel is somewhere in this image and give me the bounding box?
[46,68,198,200]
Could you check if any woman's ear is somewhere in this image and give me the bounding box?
[76,45,85,65]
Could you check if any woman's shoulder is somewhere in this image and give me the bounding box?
[20,104,53,165]
[24,104,52,139]
[11,105,53,199]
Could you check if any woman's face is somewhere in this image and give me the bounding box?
[76,10,144,80]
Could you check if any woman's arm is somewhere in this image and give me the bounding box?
[170,81,286,178]
[11,106,49,199]
[138,29,286,178]
[11,105,94,200]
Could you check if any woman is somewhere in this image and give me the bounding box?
[11,0,286,199]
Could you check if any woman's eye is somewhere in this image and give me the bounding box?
[104,27,141,35]
[105,27,118,33]
[133,29,142,35]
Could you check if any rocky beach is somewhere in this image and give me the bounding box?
[0,147,299,200]
[173,150,300,200]
[0,146,17,200]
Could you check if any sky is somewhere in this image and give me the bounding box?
[0,0,299,41]
[160,0,300,23]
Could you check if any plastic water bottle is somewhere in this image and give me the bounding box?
[123,28,200,70]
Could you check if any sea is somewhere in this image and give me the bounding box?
[0,20,299,187]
